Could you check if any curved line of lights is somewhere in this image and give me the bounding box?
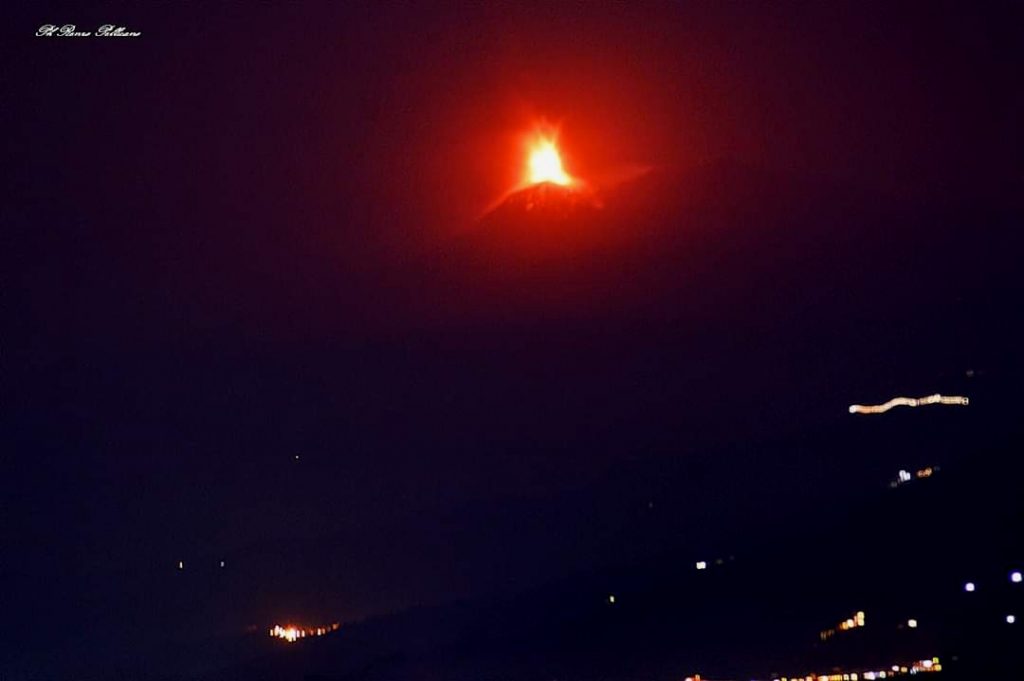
[848,394,968,415]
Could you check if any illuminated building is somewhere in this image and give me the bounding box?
[848,394,968,415]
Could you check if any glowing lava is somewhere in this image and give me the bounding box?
[525,134,574,187]
[478,123,595,219]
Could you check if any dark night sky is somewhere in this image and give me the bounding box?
[3,1,1022,676]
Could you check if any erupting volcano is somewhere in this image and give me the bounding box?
[526,135,574,187]
[482,125,599,223]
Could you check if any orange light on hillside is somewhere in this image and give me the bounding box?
[269,622,340,643]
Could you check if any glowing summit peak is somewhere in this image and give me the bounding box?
[527,137,573,187]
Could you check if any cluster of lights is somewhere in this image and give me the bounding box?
[269,622,340,643]
[848,394,968,415]
[771,657,941,681]
[889,466,938,488]
[820,611,865,641]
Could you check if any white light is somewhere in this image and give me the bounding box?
[219,560,225,568]
[608,594,616,604]
[177,560,184,570]
[964,581,975,592]
[696,561,707,570]
[899,470,912,482]
[849,394,969,415]
[1011,571,1022,583]
[907,618,918,628]
[1008,614,1017,624]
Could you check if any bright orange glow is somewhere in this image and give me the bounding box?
[520,125,577,186]
[269,622,340,643]
[527,137,573,186]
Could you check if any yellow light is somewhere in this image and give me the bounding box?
[849,394,968,415]
[269,621,340,643]
[527,138,573,186]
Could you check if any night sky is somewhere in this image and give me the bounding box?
[3,2,1022,677]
